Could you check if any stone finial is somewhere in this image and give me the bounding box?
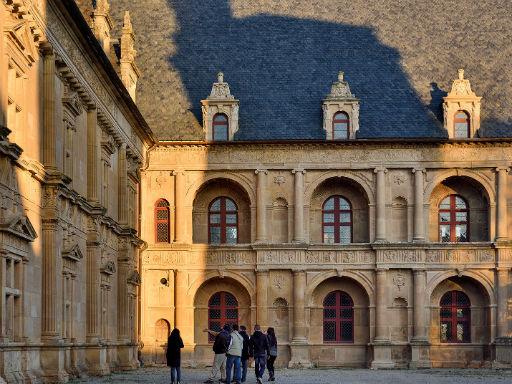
[338,71,344,82]
[92,0,112,53]
[458,68,464,80]
[217,72,224,83]
[123,11,133,33]
[96,0,110,13]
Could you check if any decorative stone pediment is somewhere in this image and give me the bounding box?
[62,88,83,119]
[443,69,482,138]
[101,131,117,156]
[62,244,84,262]
[101,261,116,275]
[323,71,360,140]
[201,72,240,141]
[4,18,38,66]
[0,213,37,242]
[127,270,141,286]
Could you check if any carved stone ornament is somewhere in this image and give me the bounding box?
[62,88,83,118]
[393,273,406,291]
[443,69,482,138]
[101,261,116,275]
[208,72,234,100]
[101,131,117,156]
[323,71,360,140]
[62,243,84,262]
[326,71,355,99]
[0,213,37,241]
[127,270,141,286]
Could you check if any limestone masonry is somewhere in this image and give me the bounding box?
[0,0,512,382]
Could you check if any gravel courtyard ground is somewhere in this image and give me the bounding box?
[70,367,512,384]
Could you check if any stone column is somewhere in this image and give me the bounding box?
[497,268,510,338]
[255,170,268,243]
[86,236,101,342]
[256,270,269,327]
[410,269,431,368]
[42,46,57,170]
[496,167,509,241]
[174,170,186,243]
[289,269,311,367]
[413,168,425,241]
[87,107,99,203]
[374,167,387,242]
[371,268,394,368]
[118,143,128,225]
[292,169,306,243]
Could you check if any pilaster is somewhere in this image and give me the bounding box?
[255,269,269,327]
[410,269,431,368]
[289,269,311,368]
[174,170,186,243]
[118,143,128,225]
[371,268,393,368]
[374,167,387,242]
[87,107,99,203]
[496,167,509,241]
[412,168,425,242]
[255,169,268,243]
[292,169,306,243]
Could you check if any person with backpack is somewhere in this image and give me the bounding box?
[166,328,184,384]
[266,327,278,382]
[203,324,231,383]
[249,324,269,384]
[239,325,251,383]
[225,324,244,384]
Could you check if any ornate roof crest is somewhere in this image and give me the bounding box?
[208,72,235,100]
[325,71,356,99]
[448,69,477,97]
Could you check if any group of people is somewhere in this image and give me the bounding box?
[165,325,278,384]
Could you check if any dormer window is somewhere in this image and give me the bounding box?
[201,72,239,141]
[333,112,349,140]
[454,111,470,138]
[212,113,229,141]
[323,71,359,140]
[443,69,481,139]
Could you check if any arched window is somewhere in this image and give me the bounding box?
[322,196,352,244]
[440,290,471,343]
[155,199,170,243]
[333,112,349,140]
[454,110,470,138]
[439,195,469,242]
[323,291,354,343]
[212,113,229,141]
[208,291,238,342]
[209,197,238,244]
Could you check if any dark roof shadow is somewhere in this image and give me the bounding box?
[166,0,447,140]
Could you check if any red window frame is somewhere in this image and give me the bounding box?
[440,290,471,343]
[208,196,238,244]
[454,110,470,138]
[438,194,469,242]
[208,291,239,343]
[212,113,229,141]
[323,290,354,343]
[322,195,353,244]
[155,199,170,243]
[333,111,349,140]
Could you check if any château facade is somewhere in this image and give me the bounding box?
[0,0,153,382]
[139,72,512,368]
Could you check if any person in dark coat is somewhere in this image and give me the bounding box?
[249,324,270,384]
[239,325,251,383]
[166,328,184,384]
[266,327,278,381]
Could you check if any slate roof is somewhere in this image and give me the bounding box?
[102,0,512,140]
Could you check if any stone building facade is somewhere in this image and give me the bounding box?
[0,0,153,382]
[139,72,512,369]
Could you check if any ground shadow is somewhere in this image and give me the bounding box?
[166,0,446,140]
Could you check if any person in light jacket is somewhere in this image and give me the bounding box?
[226,324,244,384]
[166,328,184,384]
[266,327,278,381]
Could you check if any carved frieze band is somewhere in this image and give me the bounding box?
[142,247,506,267]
